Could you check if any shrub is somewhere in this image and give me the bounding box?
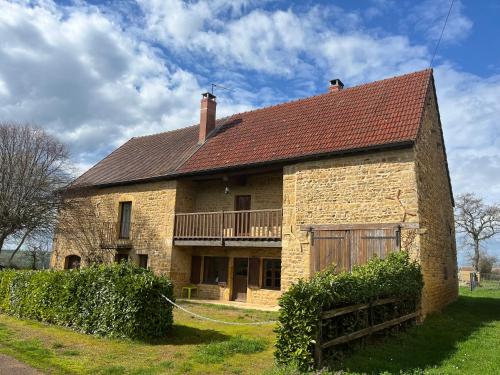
[275,251,423,370]
[0,262,174,339]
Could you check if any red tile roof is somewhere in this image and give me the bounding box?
[73,126,200,187]
[72,69,433,187]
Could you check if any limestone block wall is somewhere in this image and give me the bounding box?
[281,149,420,290]
[51,180,178,275]
[414,86,458,314]
[192,171,283,212]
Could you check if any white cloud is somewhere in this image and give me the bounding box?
[434,65,500,201]
[0,0,206,166]
[139,1,429,83]
[410,0,473,43]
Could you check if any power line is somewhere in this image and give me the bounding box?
[430,0,455,67]
[211,83,234,95]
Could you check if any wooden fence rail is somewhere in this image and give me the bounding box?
[314,298,419,367]
[174,209,282,241]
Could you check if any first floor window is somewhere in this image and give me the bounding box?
[119,201,132,239]
[138,254,148,269]
[263,259,281,290]
[203,256,228,284]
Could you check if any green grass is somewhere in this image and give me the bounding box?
[194,336,267,363]
[0,302,277,374]
[327,286,500,374]
[1,287,500,374]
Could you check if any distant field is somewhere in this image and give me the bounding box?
[0,250,51,269]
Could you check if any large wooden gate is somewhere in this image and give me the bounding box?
[311,225,401,274]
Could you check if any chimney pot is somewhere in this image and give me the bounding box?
[199,92,217,144]
[329,78,344,92]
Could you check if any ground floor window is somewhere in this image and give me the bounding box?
[263,259,281,290]
[203,256,228,284]
[115,253,129,263]
[138,254,148,269]
[65,255,81,269]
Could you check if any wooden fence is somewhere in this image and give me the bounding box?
[314,298,419,367]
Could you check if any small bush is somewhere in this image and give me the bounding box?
[0,262,174,339]
[275,251,423,371]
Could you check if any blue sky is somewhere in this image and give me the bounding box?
[0,0,499,264]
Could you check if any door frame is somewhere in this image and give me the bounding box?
[234,195,251,236]
[232,257,249,301]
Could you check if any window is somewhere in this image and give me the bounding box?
[138,254,148,269]
[65,255,81,270]
[115,253,129,263]
[263,259,281,290]
[203,257,228,284]
[119,202,132,239]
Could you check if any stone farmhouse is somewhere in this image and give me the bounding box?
[51,69,458,315]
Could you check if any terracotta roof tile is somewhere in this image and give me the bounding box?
[72,69,432,187]
[72,125,200,187]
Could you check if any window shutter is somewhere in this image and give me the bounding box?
[248,257,260,288]
[190,256,201,284]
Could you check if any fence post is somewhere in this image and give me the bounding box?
[314,310,323,368]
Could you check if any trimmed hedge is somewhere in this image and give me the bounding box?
[0,262,174,339]
[275,251,423,370]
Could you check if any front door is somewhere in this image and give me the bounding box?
[232,258,248,301]
[235,195,251,236]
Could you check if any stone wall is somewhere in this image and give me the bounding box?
[51,180,178,275]
[191,171,283,212]
[281,148,420,290]
[414,85,458,314]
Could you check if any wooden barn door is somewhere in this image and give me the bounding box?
[311,230,351,274]
[311,226,400,274]
[351,228,400,267]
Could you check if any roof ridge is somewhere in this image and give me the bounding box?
[132,123,198,140]
[209,68,432,121]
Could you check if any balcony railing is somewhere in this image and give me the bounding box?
[174,209,282,243]
[99,221,133,249]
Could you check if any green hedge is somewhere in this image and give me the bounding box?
[275,251,423,370]
[0,262,174,339]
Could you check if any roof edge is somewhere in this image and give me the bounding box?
[67,140,415,191]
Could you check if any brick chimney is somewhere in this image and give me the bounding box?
[199,92,217,144]
[329,78,344,92]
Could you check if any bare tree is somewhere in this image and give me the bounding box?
[0,123,71,257]
[455,193,500,272]
[24,240,52,270]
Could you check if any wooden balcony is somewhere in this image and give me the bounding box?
[174,209,282,247]
[99,222,133,249]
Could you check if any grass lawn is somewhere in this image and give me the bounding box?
[329,286,500,375]
[1,287,500,374]
[0,302,278,375]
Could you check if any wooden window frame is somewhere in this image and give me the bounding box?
[118,201,132,239]
[262,258,281,290]
[202,256,228,285]
[138,254,148,269]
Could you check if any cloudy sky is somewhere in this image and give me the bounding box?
[1,0,499,262]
